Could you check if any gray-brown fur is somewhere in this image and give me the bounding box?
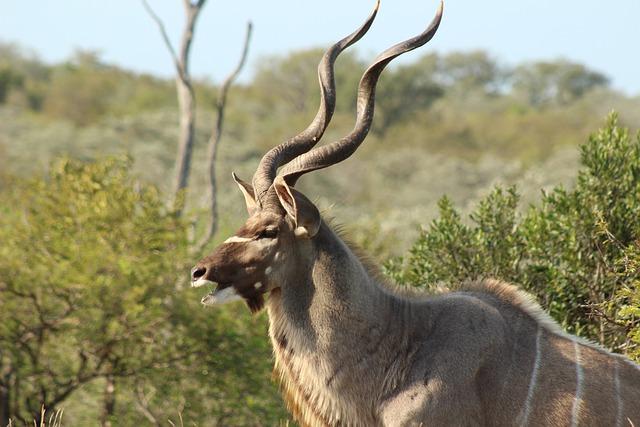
[270,223,640,426]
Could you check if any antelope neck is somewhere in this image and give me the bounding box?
[267,220,403,359]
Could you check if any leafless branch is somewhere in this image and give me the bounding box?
[134,381,161,426]
[142,0,208,215]
[582,303,630,331]
[177,2,204,81]
[196,21,253,251]
[141,0,181,77]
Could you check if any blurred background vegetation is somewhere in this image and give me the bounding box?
[0,37,639,425]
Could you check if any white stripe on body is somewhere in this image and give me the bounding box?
[571,340,584,427]
[520,327,543,426]
[614,360,623,427]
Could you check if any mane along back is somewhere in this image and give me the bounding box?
[461,279,633,360]
[462,279,565,335]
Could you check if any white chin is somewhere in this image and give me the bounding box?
[191,278,215,288]
[201,286,242,306]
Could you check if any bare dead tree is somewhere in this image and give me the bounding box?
[142,0,205,215]
[143,0,253,244]
[196,22,253,251]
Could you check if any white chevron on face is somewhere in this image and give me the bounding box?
[224,235,253,244]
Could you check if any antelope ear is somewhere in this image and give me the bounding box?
[232,172,258,215]
[273,176,320,238]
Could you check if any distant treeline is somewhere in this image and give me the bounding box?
[1,40,639,255]
[0,42,614,124]
[1,42,637,161]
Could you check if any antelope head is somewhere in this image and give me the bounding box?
[191,0,443,313]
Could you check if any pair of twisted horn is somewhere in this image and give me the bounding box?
[252,0,444,203]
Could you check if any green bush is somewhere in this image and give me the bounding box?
[0,157,286,425]
[386,114,640,361]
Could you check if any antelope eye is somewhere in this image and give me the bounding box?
[258,227,278,239]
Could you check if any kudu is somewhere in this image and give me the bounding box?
[191,1,640,425]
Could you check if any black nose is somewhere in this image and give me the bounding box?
[191,266,207,282]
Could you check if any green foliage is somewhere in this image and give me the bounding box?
[0,157,287,425]
[0,156,185,420]
[387,114,640,359]
[43,59,119,125]
[375,58,444,131]
[252,48,366,116]
[41,51,178,126]
[0,46,176,125]
[0,66,24,103]
[434,51,505,95]
[0,42,49,109]
[512,60,609,107]
[609,243,640,362]
[386,187,523,287]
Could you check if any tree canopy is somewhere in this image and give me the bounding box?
[0,157,285,425]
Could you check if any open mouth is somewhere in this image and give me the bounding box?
[191,279,241,306]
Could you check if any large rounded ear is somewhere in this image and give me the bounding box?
[273,176,320,238]
[232,172,258,215]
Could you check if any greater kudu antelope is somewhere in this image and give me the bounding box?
[191,1,640,425]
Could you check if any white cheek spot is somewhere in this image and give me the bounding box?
[224,235,252,244]
[294,226,308,237]
[274,252,281,261]
[254,282,262,289]
[265,267,273,275]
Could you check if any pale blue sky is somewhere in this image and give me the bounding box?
[1,0,639,94]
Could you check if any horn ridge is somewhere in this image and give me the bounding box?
[251,0,381,204]
[279,0,444,186]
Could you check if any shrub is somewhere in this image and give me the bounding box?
[386,114,640,361]
[0,157,286,425]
